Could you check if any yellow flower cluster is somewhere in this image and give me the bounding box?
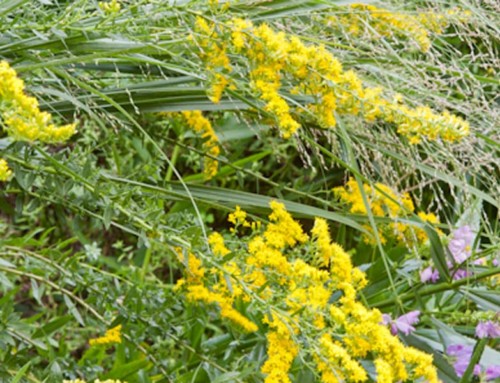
[180,110,220,179]
[228,205,250,227]
[385,104,470,144]
[0,61,76,143]
[208,232,230,256]
[192,18,232,104]
[176,202,439,383]
[333,178,442,245]
[334,178,414,217]
[99,0,120,14]
[191,17,470,143]
[265,200,309,248]
[330,4,472,52]
[315,333,367,382]
[261,314,299,383]
[175,246,258,332]
[0,159,12,181]
[88,325,122,346]
[331,4,448,52]
[185,284,258,332]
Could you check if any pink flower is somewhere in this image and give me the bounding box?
[446,344,481,377]
[382,310,420,336]
[452,268,471,280]
[476,321,500,339]
[420,266,439,283]
[448,225,474,264]
[447,344,500,381]
[485,365,500,380]
[446,261,472,280]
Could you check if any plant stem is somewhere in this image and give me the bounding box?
[165,137,182,182]
[373,267,500,309]
[140,245,153,285]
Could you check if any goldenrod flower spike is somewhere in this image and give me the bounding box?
[193,18,470,143]
[180,110,221,180]
[88,324,122,346]
[176,202,440,383]
[334,178,442,245]
[0,159,12,181]
[0,61,76,143]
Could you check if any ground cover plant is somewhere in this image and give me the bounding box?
[0,0,499,382]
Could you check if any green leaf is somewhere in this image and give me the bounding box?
[0,258,16,268]
[461,288,500,312]
[11,361,31,383]
[424,223,450,282]
[103,174,370,236]
[32,315,73,339]
[212,372,242,383]
[105,359,151,380]
[63,295,84,326]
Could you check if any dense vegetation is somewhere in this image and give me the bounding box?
[0,1,498,383]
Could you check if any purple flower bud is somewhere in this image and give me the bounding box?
[473,257,486,265]
[447,344,473,357]
[446,344,480,377]
[420,266,439,283]
[382,311,420,336]
[447,344,500,380]
[476,321,500,339]
[448,225,474,264]
[381,313,398,335]
[485,365,500,381]
[453,268,471,280]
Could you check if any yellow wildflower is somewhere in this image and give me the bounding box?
[247,235,292,276]
[333,4,460,53]
[311,218,332,267]
[175,249,205,284]
[261,314,299,383]
[334,178,419,245]
[175,202,440,383]
[0,159,12,181]
[375,358,394,383]
[228,205,250,228]
[219,301,258,332]
[186,285,257,332]
[208,232,230,256]
[265,201,308,248]
[0,61,76,143]
[99,0,120,13]
[192,18,470,143]
[180,110,220,179]
[89,325,122,346]
[193,17,232,103]
[412,211,442,242]
[315,333,368,382]
[230,18,252,50]
[403,346,439,383]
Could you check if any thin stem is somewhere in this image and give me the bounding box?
[373,267,500,309]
